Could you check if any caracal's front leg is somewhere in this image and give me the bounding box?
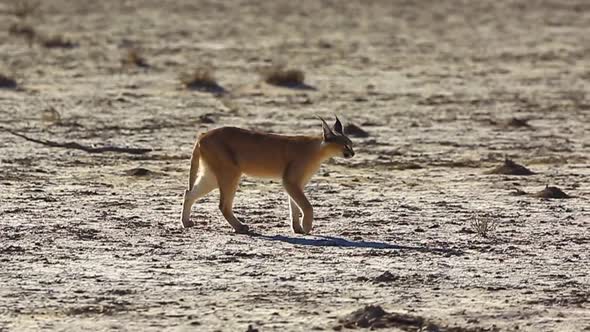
[288,196,304,234]
[283,181,313,234]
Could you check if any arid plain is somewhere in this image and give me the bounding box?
[0,0,589,331]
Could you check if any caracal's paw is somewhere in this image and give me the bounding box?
[181,219,195,228]
[234,223,250,234]
[292,226,305,234]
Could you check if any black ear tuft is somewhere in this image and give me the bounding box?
[318,116,334,141]
[334,115,343,135]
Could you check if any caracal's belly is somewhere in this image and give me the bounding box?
[241,161,284,179]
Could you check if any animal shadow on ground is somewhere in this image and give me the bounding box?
[250,233,463,256]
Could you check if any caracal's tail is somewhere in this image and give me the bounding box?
[188,141,200,190]
[181,140,201,228]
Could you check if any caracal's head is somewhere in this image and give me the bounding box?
[319,116,355,159]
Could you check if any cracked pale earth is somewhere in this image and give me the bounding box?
[1,0,589,331]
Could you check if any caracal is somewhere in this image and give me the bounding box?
[180,116,355,234]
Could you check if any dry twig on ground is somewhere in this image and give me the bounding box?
[3,128,151,155]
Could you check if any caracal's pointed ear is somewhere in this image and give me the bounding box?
[318,116,334,141]
[333,115,344,135]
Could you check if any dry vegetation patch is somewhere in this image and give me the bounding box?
[179,67,224,93]
[40,34,77,48]
[8,22,36,39]
[121,49,149,68]
[260,64,307,88]
[470,213,498,238]
[41,107,61,124]
[9,0,40,19]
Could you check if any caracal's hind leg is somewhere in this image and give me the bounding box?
[216,171,249,234]
[181,167,217,228]
[288,196,304,234]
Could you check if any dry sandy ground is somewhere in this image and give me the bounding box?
[1,0,589,331]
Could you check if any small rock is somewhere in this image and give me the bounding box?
[199,114,216,124]
[485,159,534,175]
[344,123,369,138]
[534,185,571,199]
[125,167,153,177]
[246,325,259,332]
[510,188,528,196]
[374,271,399,283]
[502,117,531,128]
[0,74,17,89]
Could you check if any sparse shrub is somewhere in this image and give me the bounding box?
[0,73,17,89]
[41,107,61,124]
[40,34,77,48]
[8,22,35,37]
[260,64,305,87]
[179,67,224,93]
[8,22,36,46]
[10,0,40,19]
[122,48,149,68]
[470,213,498,238]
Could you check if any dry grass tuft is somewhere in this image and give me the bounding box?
[41,107,61,125]
[179,67,224,93]
[9,0,40,19]
[8,22,36,37]
[260,64,305,87]
[122,49,149,68]
[470,213,498,238]
[0,73,18,89]
[40,34,77,48]
[8,22,36,46]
